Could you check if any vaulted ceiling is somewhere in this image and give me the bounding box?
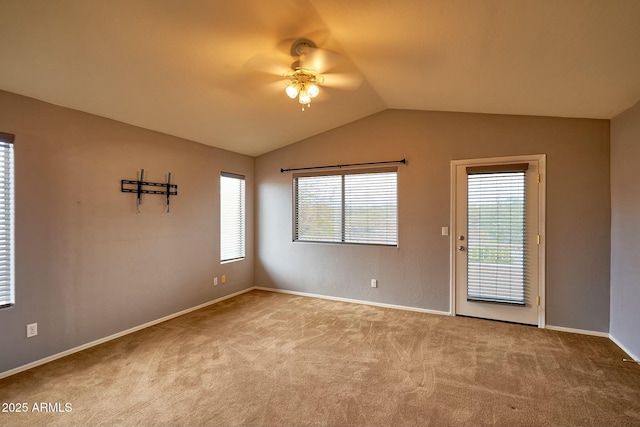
[1,1,639,156]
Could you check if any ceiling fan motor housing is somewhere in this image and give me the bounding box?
[291,38,317,57]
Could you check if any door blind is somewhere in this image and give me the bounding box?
[220,173,245,262]
[466,170,526,304]
[0,135,14,309]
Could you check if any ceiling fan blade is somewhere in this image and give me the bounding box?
[244,53,292,77]
[263,79,288,95]
[320,72,363,90]
[299,46,343,74]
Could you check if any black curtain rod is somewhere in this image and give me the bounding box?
[280,158,406,173]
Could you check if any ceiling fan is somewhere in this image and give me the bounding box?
[248,37,363,111]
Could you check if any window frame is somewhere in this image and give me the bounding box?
[292,167,398,247]
[0,132,15,310]
[220,172,246,263]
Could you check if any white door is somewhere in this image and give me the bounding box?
[452,156,545,326]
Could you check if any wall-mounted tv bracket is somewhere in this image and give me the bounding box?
[121,169,178,213]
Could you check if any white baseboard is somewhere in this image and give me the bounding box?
[278,291,637,363]
[4,286,636,380]
[0,287,255,380]
[545,324,609,338]
[609,334,640,362]
[253,286,451,317]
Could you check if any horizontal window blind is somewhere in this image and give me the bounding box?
[294,168,397,246]
[295,175,342,242]
[467,170,526,305]
[344,172,397,244]
[0,134,14,309]
[220,173,245,262]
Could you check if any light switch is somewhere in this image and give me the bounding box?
[441,226,449,236]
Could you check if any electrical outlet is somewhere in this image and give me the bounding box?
[213,277,218,286]
[371,279,377,288]
[26,323,37,338]
[221,274,226,284]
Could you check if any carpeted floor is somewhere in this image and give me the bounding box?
[1,289,639,426]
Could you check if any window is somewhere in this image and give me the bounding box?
[294,168,397,246]
[0,133,15,309]
[220,173,245,262]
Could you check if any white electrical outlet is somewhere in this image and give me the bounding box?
[26,323,37,338]
[214,277,218,286]
[371,279,377,288]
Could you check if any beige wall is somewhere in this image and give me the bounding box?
[256,109,611,332]
[0,90,254,373]
[610,101,640,359]
[0,93,615,374]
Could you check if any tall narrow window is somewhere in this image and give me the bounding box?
[294,168,397,246]
[220,173,245,262]
[0,133,15,309]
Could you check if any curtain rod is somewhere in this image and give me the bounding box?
[280,158,406,173]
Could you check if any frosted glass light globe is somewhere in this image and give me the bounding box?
[286,84,299,99]
[307,84,319,98]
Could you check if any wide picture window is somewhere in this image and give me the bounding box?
[294,168,397,246]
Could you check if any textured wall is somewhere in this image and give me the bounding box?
[255,109,611,332]
[0,90,254,374]
[610,101,640,359]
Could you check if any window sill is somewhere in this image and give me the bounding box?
[221,257,245,265]
[293,240,398,248]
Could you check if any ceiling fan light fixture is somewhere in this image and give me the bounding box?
[307,83,319,98]
[285,84,299,99]
[284,68,320,111]
[298,90,311,105]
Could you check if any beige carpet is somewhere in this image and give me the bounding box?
[1,290,639,426]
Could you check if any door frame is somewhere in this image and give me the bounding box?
[449,154,547,328]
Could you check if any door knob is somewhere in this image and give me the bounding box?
[458,246,465,251]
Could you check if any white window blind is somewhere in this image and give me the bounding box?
[220,173,245,262]
[294,168,397,246]
[467,169,526,305]
[0,133,15,309]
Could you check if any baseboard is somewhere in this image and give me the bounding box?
[253,286,451,317]
[5,286,633,380]
[253,289,638,362]
[254,289,624,346]
[609,334,640,362]
[0,287,255,380]
[545,324,609,338]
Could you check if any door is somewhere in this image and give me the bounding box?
[453,156,544,326]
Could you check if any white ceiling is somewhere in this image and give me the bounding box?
[0,0,638,157]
